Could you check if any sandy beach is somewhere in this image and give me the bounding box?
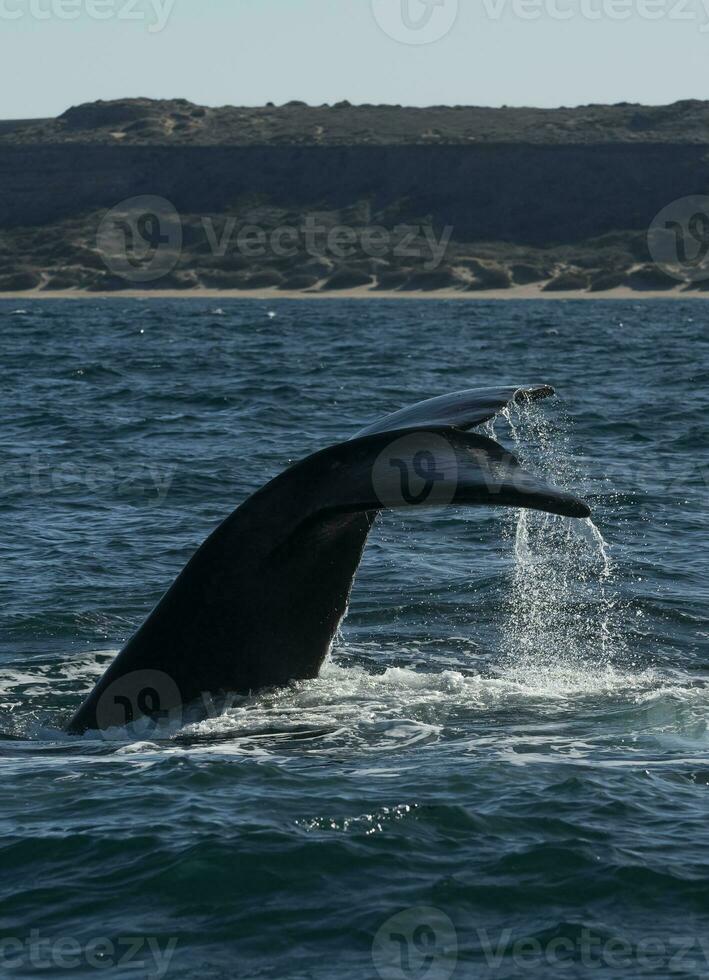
[0,284,702,301]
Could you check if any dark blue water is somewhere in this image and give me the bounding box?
[1,299,707,979]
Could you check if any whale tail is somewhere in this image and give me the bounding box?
[66,385,590,735]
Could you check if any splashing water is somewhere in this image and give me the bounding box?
[490,397,625,691]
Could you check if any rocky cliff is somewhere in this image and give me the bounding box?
[0,98,707,292]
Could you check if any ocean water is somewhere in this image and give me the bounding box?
[0,298,707,980]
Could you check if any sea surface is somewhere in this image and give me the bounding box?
[0,298,707,979]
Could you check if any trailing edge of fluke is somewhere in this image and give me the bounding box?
[66,385,591,736]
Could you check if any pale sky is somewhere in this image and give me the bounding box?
[1,0,707,119]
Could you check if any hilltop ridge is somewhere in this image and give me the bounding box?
[2,97,709,145]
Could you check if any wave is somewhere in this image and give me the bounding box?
[3,641,706,768]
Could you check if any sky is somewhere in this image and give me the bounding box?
[1,0,708,119]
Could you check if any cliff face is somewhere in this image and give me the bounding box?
[0,98,708,293]
[2,142,709,245]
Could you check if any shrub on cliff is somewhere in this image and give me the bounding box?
[199,270,251,289]
[510,263,548,285]
[588,271,626,292]
[322,268,373,290]
[0,271,41,291]
[279,274,319,290]
[626,265,677,291]
[374,270,410,291]
[467,263,512,290]
[405,267,463,291]
[243,271,284,288]
[543,271,589,291]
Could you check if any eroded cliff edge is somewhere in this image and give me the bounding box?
[1,98,708,293]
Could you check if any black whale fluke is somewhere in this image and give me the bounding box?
[66,385,590,736]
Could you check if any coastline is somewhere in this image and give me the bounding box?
[0,284,701,301]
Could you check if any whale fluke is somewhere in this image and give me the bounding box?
[66,385,590,735]
[355,384,554,437]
